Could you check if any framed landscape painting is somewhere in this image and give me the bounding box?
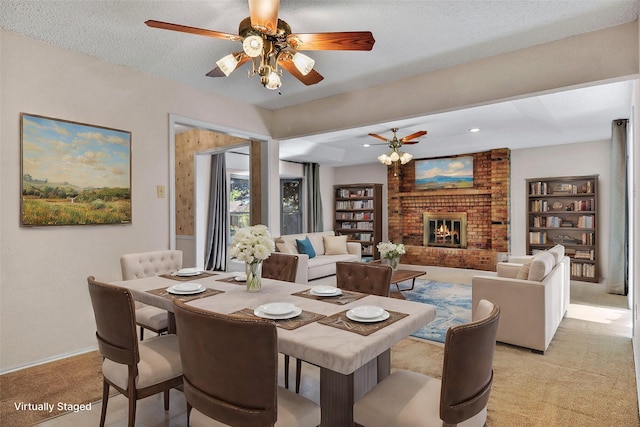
[20,113,131,226]
[415,156,473,190]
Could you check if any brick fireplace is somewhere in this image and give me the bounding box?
[387,148,510,271]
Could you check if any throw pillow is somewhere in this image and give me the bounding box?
[528,252,555,281]
[307,233,326,255]
[276,240,298,254]
[516,262,531,280]
[323,235,349,255]
[295,237,316,259]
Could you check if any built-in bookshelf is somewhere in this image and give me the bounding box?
[526,175,598,282]
[334,183,383,260]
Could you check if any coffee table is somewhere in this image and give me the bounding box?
[390,269,426,292]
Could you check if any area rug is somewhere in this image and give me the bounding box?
[401,280,471,343]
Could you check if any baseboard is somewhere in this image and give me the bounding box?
[0,345,98,375]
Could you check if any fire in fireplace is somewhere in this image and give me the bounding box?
[423,212,468,248]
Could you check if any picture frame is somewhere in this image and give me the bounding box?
[20,113,131,226]
[415,156,474,190]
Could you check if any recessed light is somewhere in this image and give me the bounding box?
[468,128,480,133]
[362,143,371,147]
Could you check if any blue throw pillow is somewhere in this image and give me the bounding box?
[295,237,316,259]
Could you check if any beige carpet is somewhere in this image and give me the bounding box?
[0,351,104,427]
[393,305,639,426]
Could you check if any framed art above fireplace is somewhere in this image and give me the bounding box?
[415,156,473,190]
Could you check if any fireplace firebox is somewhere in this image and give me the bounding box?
[423,212,467,248]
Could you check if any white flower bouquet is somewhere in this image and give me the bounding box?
[376,241,406,260]
[229,224,275,264]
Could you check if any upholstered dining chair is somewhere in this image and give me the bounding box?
[87,276,183,427]
[261,252,301,392]
[172,299,321,427]
[336,261,393,297]
[289,261,393,394]
[353,299,500,427]
[120,250,183,339]
[262,252,300,283]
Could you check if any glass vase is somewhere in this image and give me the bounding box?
[246,261,263,292]
[386,256,400,270]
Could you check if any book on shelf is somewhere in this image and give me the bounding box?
[529,231,547,244]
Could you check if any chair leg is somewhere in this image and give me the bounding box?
[295,358,302,393]
[128,392,137,427]
[164,389,170,410]
[99,380,109,427]
[140,326,144,341]
[284,355,290,389]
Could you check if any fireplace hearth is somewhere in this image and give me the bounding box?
[423,212,467,248]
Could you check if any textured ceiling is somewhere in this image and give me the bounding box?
[1,1,637,165]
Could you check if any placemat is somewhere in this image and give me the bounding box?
[147,286,224,302]
[231,308,325,331]
[317,309,408,336]
[159,271,219,282]
[292,289,368,305]
[216,276,247,285]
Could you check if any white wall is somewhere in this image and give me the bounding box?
[0,31,270,372]
[511,140,612,282]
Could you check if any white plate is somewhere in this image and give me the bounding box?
[310,286,342,296]
[167,283,206,295]
[346,309,390,323]
[259,302,296,316]
[254,306,302,320]
[234,275,247,282]
[349,305,385,319]
[175,268,204,277]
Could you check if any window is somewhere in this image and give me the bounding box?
[229,175,250,237]
[281,178,302,235]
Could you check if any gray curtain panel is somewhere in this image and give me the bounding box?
[205,153,228,271]
[304,162,324,232]
[606,119,628,295]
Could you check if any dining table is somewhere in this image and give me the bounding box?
[111,271,436,427]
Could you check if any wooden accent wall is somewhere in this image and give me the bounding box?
[175,129,249,236]
[388,148,510,271]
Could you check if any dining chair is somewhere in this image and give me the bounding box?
[353,299,500,427]
[289,261,393,394]
[262,252,300,392]
[87,276,183,427]
[120,250,183,339]
[262,252,300,283]
[172,299,321,427]
[336,261,393,297]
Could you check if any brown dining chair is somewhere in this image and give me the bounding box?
[87,276,183,427]
[262,252,299,283]
[262,252,300,391]
[336,261,393,297]
[172,299,321,427]
[290,261,393,393]
[353,299,501,427]
[120,250,183,339]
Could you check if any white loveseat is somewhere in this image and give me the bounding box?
[471,244,570,353]
[274,231,361,284]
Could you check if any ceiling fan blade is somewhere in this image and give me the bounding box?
[368,133,389,142]
[206,53,251,77]
[145,20,241,41]
[400,131,427,142]
[402,141,420,145]
[248,0,280,35]
[279,58,324,85]
[288,32,375,51]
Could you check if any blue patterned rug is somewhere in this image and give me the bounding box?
[401,280,472,343]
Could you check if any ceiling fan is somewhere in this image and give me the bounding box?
[145,0,375,91]
[369,128,427,165]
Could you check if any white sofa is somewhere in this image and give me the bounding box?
[274,231,361,284]
[471,244,570,353]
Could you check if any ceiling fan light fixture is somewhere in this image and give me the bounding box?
[216,53,239,76]
[264,71,281,90]
[242,34,264,57]
[292,52,315,75]
[400,151,413,164]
